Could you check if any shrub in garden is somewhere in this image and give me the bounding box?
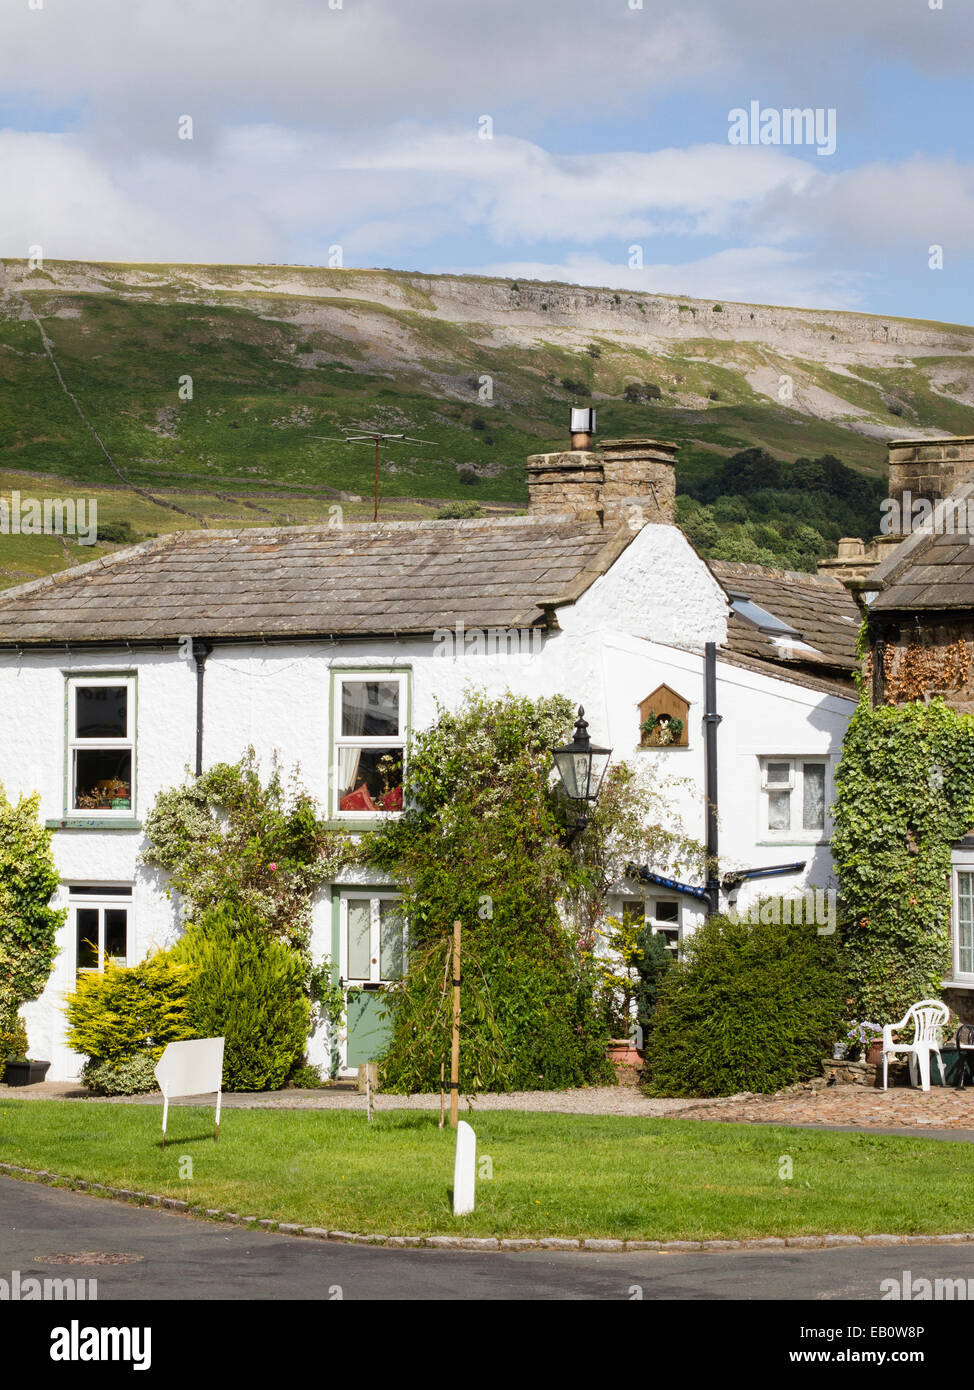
[0,1014,29,1061]
[171,905,309,1092]
[643,906,847,1096]
[0,787,65,1027]
[64,952,196,1093]
[82,1053,160,1096]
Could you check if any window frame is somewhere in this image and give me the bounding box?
[337,890,406,986]
[951,861,974,985]
[330,669,409,821]
[619,895,683,958]
[70,886,133,978]
[759,755,830,843]
[65,674,137,821]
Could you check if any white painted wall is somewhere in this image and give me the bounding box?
[0,526,854,1079]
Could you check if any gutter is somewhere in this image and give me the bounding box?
[704,640,722,915]
[721,861,807,892]
[625,865,711,903]
[193,640,213,777]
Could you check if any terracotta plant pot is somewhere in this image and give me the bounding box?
[606,1041,643,1066]
[866,1041,884,1066]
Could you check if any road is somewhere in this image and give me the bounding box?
[2,1175,972,1301]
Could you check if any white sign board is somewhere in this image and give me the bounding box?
[453,1120,476,1216]
[154,1037,225,1146]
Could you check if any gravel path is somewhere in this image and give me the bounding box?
[9,1080,974,1130]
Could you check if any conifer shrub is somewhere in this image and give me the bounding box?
[0,1013,29,1061]
[64,952,196,1094]
[171,905,309,1092]
[643,907,847,1096]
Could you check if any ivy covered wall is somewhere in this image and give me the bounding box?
[832,697,974,1021]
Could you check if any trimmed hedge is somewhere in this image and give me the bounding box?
[643,907,847,1097]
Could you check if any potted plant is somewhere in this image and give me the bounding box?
[846,1019,883,1064]
[640,712,684,748]
[4,1055,51,1086]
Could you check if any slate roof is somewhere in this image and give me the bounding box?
[0,517,631,646]
[709,560,860,689]
[868,483,974,613]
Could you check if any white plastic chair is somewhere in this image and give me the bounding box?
[882,999,949,1092]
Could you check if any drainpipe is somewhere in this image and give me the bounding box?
[193,640,213,777]
[704,641,722,916]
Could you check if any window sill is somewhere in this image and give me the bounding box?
[755,838,829,848]
[322,817,399,832]
[46,818,143,831]
[943,980,974,991]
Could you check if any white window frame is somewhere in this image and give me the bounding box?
[70,887,132,977]
[338,891,406,986]
[331,671,407,820]
[950,857,974,986]
[759,756,830,843]
[67,675,136,819]
[618,896,683,957]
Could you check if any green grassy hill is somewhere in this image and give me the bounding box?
[1,258,973,586]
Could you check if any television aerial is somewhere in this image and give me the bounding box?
[313,430,431,521]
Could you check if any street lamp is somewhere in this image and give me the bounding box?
[552,705,612,834]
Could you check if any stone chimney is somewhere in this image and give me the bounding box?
[526,432,678,529]
[818,434,974,585]
[888,436,974,523]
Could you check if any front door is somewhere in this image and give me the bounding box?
[339,892,405,1069]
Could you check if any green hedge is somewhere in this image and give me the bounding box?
[643,907,847,1097]
[64,952,196,1065]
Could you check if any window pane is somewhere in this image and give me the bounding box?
[379,901,405,981]
[654,901,679,923]
[959,873,974,975]
[341,681,400,738]
[766,761,792,786]
[76,908,99,971]
[654,927,680,955]
[621,901,645,929]
[73,750,132,810]
[76,685,127,739]
[346,900,372,980]
[104,909,128,965]
[768,788,791,831]
[337,747,403,812]
[802,764,826,832]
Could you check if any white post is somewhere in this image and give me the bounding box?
[161,1089,169,1149]
[453,1120,476,1215]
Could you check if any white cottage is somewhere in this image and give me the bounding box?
[0,433,858,1080]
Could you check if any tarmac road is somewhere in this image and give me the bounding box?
[2,1175,972,1302]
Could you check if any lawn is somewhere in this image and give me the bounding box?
[1,1099,972,1241]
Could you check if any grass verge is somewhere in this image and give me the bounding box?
[2,1100,973,1241]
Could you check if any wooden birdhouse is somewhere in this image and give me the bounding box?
[638,684,690,748]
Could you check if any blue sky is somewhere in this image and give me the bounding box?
[1,0,972,322]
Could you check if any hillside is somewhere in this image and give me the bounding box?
[2,258,974,586]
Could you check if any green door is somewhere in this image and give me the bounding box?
[345,991,391,1067]
[341,894,405,1068]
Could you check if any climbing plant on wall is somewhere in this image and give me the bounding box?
[831,697,974,1021]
